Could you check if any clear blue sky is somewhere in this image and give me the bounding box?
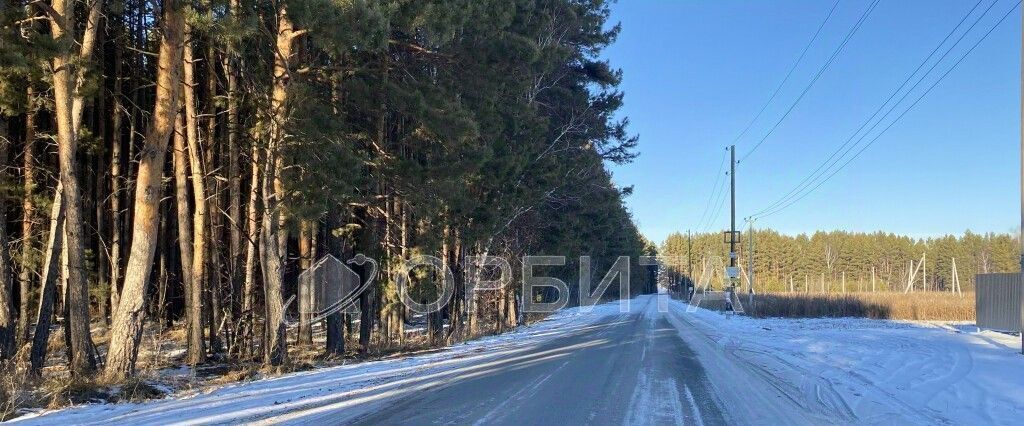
[604,0,1021,244]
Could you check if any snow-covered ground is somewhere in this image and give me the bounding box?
[11,294,1024,425]
[668,298,1024,425]
[10,302,627,425]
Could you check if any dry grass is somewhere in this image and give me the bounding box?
[112,378,167,403]
[205,365,261,387]
[0,348,129,421]
[1,347,35,421]
[40,376,112,408]
[748,291,975,321]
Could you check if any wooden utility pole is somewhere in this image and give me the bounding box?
[951,257,962,296]
[923,252,928,291]
[904,254,925,293]
[729,145,736,269]
[909,260,915,292]
[726,145,738,310]
[1019,5,1022,354]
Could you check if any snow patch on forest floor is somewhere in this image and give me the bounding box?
[668,298,1024,425]
[8,302,625,425]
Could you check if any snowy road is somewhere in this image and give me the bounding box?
[14,292,1024,425]
[346,295,725,425]
[13,294,728,425]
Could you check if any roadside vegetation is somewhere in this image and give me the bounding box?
[748,292,975,321]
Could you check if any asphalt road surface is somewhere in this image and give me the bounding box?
[348,296,727,425]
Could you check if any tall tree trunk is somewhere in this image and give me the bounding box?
[201,25,224,354]
[258,4,303,366]
[18,88,36,345]
[173,114,204,364]
[218,0,242,354]
[0,120,14,360]
[398,200,408,343]
[50,0,99,375]
[156,210,170,330]
[104,0,185,381]
[297,220,312,345]
[182,26,209,363]
[69,0,103,135]
[95,109,108,326]
[30,187,64,373]
[325,310,344,354]
[94,81,109,325]
[225,20,242,328]
[324,211,344,355]
[259,150,286,366]
[356,207,373,354]
[109,34,124,320]
[241,142,260,359]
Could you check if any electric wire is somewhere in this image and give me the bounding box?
[694,149,729,232]
[727,0,843,147]
[704,169,732,233]
[739,0,880,163]
[754,0,1020,219]
[750,0,993,217]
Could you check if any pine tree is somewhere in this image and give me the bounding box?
[105,0,186,381]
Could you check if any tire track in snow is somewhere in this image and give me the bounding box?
[672,302,964,425]
[683,385,705,426]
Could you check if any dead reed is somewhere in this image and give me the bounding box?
[747,291,975,321]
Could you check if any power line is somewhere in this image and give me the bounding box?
[704,182,729,233]
[727,0,842,147]
[738,0,880,163]
[694,148,728,232]
[754,0,1020,219]
[751,0,993,217]
[704,167,731,233]
[755,0,1012,218]
[701,177,728,233]
[696,148,729,231]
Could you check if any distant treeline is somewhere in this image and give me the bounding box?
[660,230,1020,292]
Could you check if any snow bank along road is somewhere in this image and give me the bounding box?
[674,298,1024,425]
[12,293,1024,425]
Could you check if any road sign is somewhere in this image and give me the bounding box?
[726,267,740,279]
